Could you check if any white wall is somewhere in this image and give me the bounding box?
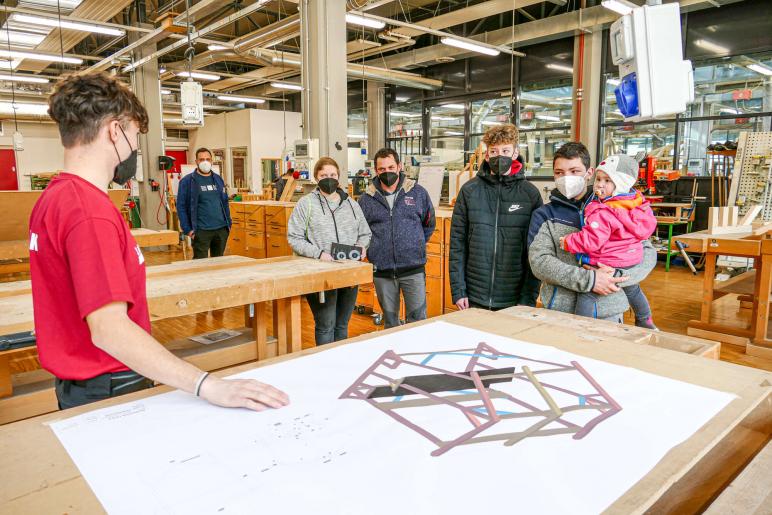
[187,108,302,192]
[1,122,64,190]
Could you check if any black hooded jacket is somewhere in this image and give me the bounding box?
[449,155,544,309]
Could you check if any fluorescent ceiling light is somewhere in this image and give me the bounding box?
[0,101,49,115]
[481,120,501,126]
[218,94,266,104]
[536,114,561,121]
[0,73,49,84]
[607,78,621,86]
[601,0,637,16]
[720,107,739,115]
[0,49,82,64]
[444,131,464,136]
[29,0,81,7]
[431,116,456,121]
[0,30,46,46]
[160,89,172,95]
[546,63,574,73]
[694,39,729,55]
[176,71,221,81]
[747,63,772,76]
[345,13,385,29]
[441,37,499,56]
[440,103,464,110]
[208,44,228,51]
[10,13,125,37]
[270,82,303,91]
[389,111,420,117]
[159,67,167,74]
[347,133,367,139]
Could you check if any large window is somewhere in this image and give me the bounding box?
[519,80,572,176]
[429,102,465,169]
[387,101,422,162]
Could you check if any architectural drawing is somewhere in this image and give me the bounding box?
[340,341,622,456]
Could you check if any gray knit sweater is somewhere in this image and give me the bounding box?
[287,189,372,258]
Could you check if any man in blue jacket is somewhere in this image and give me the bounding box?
[359,148,435,328]
[177,147,232,259]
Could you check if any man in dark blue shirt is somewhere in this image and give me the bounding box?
[177,147,232,259]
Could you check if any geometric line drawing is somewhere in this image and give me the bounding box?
[340,342,622,456]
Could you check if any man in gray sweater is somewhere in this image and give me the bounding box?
[527,143,656,322]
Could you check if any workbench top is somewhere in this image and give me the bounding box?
[0,255,373,335]
[0,308,768,513]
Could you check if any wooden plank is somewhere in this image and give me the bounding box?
[687,325,752,347]
[254,302,268,360]
[0,309,770,513]
[130,229,179,248]
[702,255,717,324]
[714,270,756,296]
[274,298,288,355]
[746,342,772,360]
[0,355,11,398]
[739,205,763,226]
[705,441,772,515]
[287,295,302,354]
[0,240,28,261]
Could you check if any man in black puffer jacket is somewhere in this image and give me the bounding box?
[450,124,543,310]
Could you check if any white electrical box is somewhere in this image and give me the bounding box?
[180,80,204,126]
[609,3,694,122]
[294,139,319,160]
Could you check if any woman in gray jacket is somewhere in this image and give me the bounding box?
[287,157,372,345]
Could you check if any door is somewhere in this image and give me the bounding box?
[0,148,18,190]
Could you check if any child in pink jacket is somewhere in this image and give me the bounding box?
[560,154,658,329]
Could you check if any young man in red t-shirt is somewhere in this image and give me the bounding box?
[30,72,289,412]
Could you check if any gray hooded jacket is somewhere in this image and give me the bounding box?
[527,188,656,320]
[287,188,372,258]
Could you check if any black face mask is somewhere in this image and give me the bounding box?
[379,171,399,187]
[112,126,138,185]
[318,177,338,195]
[488,155,513,175]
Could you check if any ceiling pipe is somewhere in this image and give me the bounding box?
[232,14,301,53]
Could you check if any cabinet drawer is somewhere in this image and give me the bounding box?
[246,231,265,250]
[426,276,443,318]
[245,219,262,231]
[266,222,286,235]
[226,227,246,255]
[265,206,291,226]
[426,241,442,256]
[247,247,266,259]
[245,205,265,224]
[429,227,442,245]
[426,255,442,277]
[266,233,291,257]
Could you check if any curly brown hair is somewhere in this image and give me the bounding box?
[48,72,149,148]
[482,123,518,148]
[313,156,340,179]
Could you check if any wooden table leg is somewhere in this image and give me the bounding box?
[287,295,302,354]
[701,254,717,324]
[753,255,772,344]
[0,355,12,398]
[274,299,288,355]
[243,304,252,326]
[252,302,268,361]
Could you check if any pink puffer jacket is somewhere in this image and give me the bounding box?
[562,191,657,268]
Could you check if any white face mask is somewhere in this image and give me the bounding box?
[555,175,587,199]
[198,160,212,173]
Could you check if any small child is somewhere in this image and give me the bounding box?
[560,155,658,329]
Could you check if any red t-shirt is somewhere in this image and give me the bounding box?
[29,173,151,380]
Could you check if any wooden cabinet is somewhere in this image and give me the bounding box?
[267,233,291,257]
[425,225,444,318]
[226,227,246,255]
[246,230,266,259]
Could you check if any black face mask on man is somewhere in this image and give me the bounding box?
[379,171,399,187]
[488,155,513,175]
[112,126,138,186]
[318,177,338,194]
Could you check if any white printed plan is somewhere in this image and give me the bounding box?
[50,322,735,515]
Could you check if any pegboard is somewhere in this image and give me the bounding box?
[728,131,772,221]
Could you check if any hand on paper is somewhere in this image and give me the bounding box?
[199,377,290,411]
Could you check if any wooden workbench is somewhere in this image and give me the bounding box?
[674,227,772,359]
[0,255,372,424]
[0,309,768,513]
